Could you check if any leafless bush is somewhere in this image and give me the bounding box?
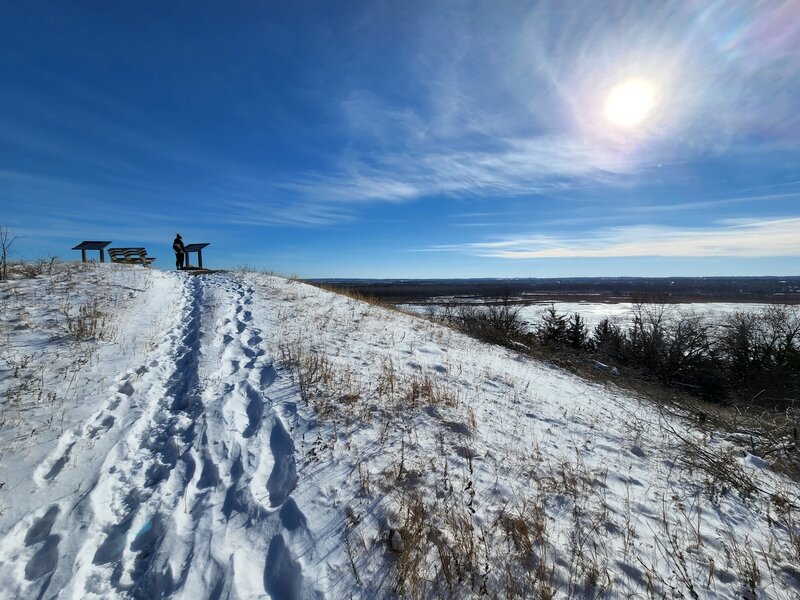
[441,299,528,348]
[0,224,21,281]
[18,256,59,278]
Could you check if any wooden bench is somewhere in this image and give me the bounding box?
[108,247,156,267]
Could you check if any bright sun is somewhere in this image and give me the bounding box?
[604,78,656,129]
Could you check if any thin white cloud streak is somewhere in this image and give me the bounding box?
[425,218,800,259]
[214,198,354,228]
[283,135,636,204]
[618,191,800,214]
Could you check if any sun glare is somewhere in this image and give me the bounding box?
[604,79,656,129]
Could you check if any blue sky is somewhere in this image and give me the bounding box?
[2,1,799,277]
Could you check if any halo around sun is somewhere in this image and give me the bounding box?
[604,78,657,129]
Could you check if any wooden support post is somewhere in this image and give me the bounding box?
[100,249,105,263]
[197,249,203,269]
[81,249,87,263]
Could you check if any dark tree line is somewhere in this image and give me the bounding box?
[439,300,800,408]
[319,277,800,303]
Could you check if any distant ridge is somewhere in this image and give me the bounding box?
[308,276,800,303]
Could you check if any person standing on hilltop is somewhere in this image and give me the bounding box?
[173,233,186,270]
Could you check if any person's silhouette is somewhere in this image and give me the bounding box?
[173,234,186,270]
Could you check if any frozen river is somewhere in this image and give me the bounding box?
[516,301,775,330]
[401,300,787,331]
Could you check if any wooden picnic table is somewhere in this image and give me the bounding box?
[183,243,210,269]
[72,241,112,263]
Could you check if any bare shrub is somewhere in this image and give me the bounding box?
[717,306,800,406]
[0,224,21,281]
[18,256,59,278]
[439,298,528,348]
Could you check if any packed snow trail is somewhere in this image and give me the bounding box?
[0,273,315,600]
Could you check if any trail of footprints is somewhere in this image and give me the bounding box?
[204,278,306,595]
[12,275,311,599]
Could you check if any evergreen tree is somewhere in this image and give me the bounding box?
[593,318,624,359]
[566,312,588,349]
[538,304,566,344]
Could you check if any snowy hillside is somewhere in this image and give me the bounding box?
[0,264,798,599]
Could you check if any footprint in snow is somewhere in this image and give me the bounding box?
[242,385,264,439]
[264,534,302,600]
[443,421,472,437]
[24,505,59,547]
[266,418,297,507]
[22,511,60,587]
[194,429,221,491]
[42,442,75,481]
[93,514,135,565]
[257,364,277,389]
[87,414,116,439]
[24,534,60,582]
[629,445,646,458]
[129,515,172,594]
[279,498,307,532]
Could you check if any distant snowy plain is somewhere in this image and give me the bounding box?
[0,264,798,599]
[402,300,775,331]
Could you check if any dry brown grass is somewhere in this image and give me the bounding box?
[0,263,135,460]
[264,275,800,599]
[309,282,403,312]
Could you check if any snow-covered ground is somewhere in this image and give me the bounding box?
[1,264,798,599]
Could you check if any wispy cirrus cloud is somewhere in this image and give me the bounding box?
[291,0,800,206]
[282,135,638,204]
[423,217,800,259]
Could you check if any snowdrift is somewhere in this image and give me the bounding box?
[0,264,798,599]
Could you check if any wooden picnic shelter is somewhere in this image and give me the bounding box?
[72,241,112,263]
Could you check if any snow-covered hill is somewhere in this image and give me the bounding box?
[0,264,798,599]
